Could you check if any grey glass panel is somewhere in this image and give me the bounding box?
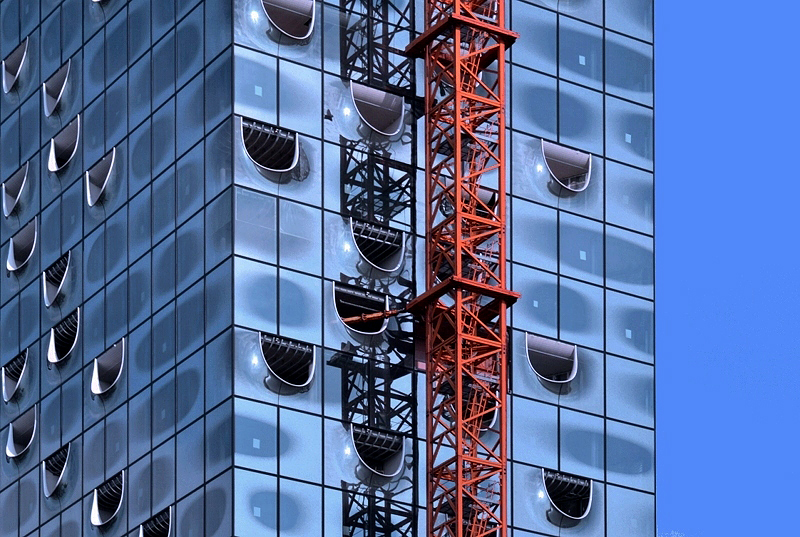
[511,66,557,139]
[605,160,653,235]
[512,263,557,337]
[177,74,205,156]
[234,46,278,124]
[606,0,653,42]
[558,16,602,90]
[177,281,205,360]
[606,355,654,428]
[559,213,603,285]
[606,31,653,106]
[511,2,556,75]
[104,404,127,476]
[152,370,175,444]
[512,396,557,469]
[177,5,204,87]
[511,197,557,272]
[177,143,204,223]
[280,479,322,537]
[152,30,175,108]
[278,269,322,344]
[177,419,204,499]
[606,96,653,171]
[152,439,175,512]
[606,290,653,363]
[234,468,277,535]
[18,467,39,535]
[606,420,654,491]
[559,408,604,480]
[152,304,176,377]
[606,225,653,299]
[279,59,321,138]
[234,257,278,332]
[176,212,204,291]
[234,398,278,474]
[559,278,603,350]
[235,187,277,262]
[606,485,654,535]
[279,199,321,273]
[530,0,602,25]
[559,82,602,155]
[278,409,321,481]
[176,350,204,429]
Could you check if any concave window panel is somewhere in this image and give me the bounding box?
[47,308,80,364]
[2,37,28,94]
[43,60,71,118]
[1,349,28,403]
[350,423,405,478]
[48,115,81,173]
[2,162,29,218]
[42,443,71,498]
[350,217,406,272]
[85,147,116,207]
[91,471,125,527]
[259,332,315,394]
[7,217,37,273]
[91,338,126,396]
[541,140,592,193]
[42,251,71,308]
[526,333,578,386]
[350,82,405,137]
[139,506,172,537]
[542,468,593,527]
[262,0,315,41]
[5,405,36,459]
[332,282,389,335]
[241,116,300,173]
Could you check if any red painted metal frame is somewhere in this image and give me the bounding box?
[407,2,518,536]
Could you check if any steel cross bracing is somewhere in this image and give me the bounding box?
[406,1,518,536]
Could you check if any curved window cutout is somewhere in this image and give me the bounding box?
[350,82,405,137]
[1,349,28,403]
[2,37,28,94]
[542,468,593,527]
[440,177,498,219]
[139,506,172,537]
[241,117,300,174]
[350,424,405,478]
[42,443,71,498]
[542,140,592,194]
[48,115,81,173]
[5,405,36,459]
[333,282,389,335]
[262,0,315,41]
[350,218,406,273]
[42,251,71,308]
[43,60,71,118]
[7,217,37,273]
[526,333,578,389]
[91,471,125,527]
[2,162,29,218]
[259,333,315,395]
[47,308,80,365]
[85,147,116,207]
[91,338,125,396]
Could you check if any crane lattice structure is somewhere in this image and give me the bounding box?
[406,0,518,536]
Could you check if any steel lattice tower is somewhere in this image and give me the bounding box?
[407,1,518,536]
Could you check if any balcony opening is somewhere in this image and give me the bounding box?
[47,308,80,365]
[48,115,81,173]
[42,443,71,498]
[262,0,315,41]
[2,37,28,94]
[542,140,592,195]
[350,218,406,272]
[43,251,71,308]
[7,217,37,273]
[43,60,71,118]
[2,162,29,218]
[333,282,389,335]
[91,471,125,527]
[1,349,28,403]
[259,332,315,395]
[139,506,172,537]
[85,147,116,207]
[350,82,405,137]
[542,468,593,527]
[5,405,36,459]
[91,338,125,396]
[350,423,405,478]
[241,117,300,174]
[526,333,578,390]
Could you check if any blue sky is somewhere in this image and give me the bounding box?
[656,1,800,535]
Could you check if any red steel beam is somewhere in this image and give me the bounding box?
[407,1,518,536]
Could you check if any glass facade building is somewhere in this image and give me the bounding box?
[0,0,653,536]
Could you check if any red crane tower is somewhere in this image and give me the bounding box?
[407,1,518,536]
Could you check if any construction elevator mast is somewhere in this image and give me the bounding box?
[407,1,518,536]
